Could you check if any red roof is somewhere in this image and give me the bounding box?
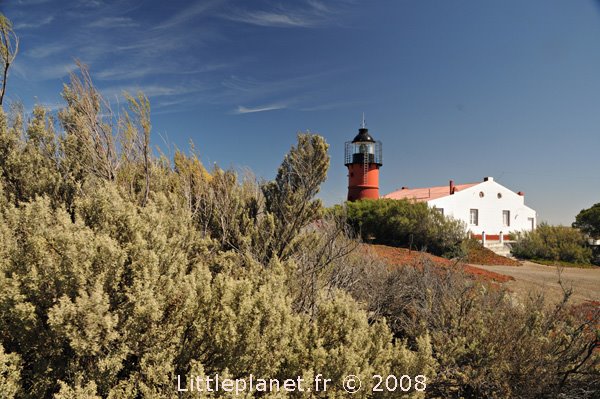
[383,183,478,202]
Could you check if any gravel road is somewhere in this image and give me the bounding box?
[472,261,600,304]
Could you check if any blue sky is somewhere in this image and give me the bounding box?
[3,0,600,224]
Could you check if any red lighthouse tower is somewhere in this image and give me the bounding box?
[345,117,382,201]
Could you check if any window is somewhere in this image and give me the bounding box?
[497,193,502,199]
[356,143,374,154]
[528,217,535,230]
[434,207,444,216]
[479,191,485,198]
[502,210,510,227]
[470,209,479,226]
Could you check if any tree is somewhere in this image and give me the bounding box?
[59,62,119,183]
[123,92,152,206]
[263,133,329,260]
[0,13,19,106]
[573,203,600,239]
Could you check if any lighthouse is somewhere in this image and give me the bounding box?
[344,116,382,201]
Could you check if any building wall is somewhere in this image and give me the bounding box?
[428,178,536,236]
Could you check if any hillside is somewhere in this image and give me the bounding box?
[366,244,515,283]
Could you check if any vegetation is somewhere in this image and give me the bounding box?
[333,198,467,257]
[0,14,598,398]
[574,203,600,265]
[350,259,600,398]
[0,66,437,398]
[0,13,19,106]
[511,223,593,265]
[574,203,600,239]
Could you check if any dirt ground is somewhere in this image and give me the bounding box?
[366,244,514,283]
[472,261,600,304]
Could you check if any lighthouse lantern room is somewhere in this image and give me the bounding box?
[344,117,382,201]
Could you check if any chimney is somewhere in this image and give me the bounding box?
[401,186,408,190]
[484,176,493,182]
[449,179,455,194]
[517,191,524,196]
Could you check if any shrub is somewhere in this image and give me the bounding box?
[350,258,600,399]
[0,79,434,397]
[333,198,467,257]
[0,344,20,399]
[511,223,592,264]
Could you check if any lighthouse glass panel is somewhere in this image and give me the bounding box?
[354,143,374,155]
[344,140,382,166]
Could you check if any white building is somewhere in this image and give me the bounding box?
[383,177,536,239]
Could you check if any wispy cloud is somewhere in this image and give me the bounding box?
[156,0,226,30]
[14,15,54,29]
[115,30,201,57]
[222,0,337,28]
[218,68,346,104]
[235,104,286,114]
[96,62,232,81]
[221,75,262,92]
[298,99,363,112]
[155,98,190,108]
[11,61,28,79]
[26,43,67,59]
[224,11,314,27]
[216,66,357,113]
[307,0,329,13]
[36,62,78,80]
[7,0,357,113]
[15,0,52,5]
[101,83,204,101]
[14,61,77,81]
[96,66,163,80]
[89,16,138,28]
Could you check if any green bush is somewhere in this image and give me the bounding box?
[573,203,600,239]
[511,223,592,264]
[332,198,467,257]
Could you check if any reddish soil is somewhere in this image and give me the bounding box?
[366,244,452,267]
[366,244,514,283]
[465,245,521,266]
[462,264,514,283]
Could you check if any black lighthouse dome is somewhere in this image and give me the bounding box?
[352,127,375,143]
